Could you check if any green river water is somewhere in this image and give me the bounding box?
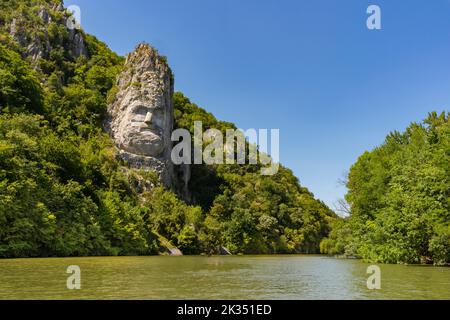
[0,255,449,300]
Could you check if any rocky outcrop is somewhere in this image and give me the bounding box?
[106,43,176,188]
[10,18,26,47]
[156,233,183,256]
[219,247,232,255]
[177,164,192,202]
[9,4,87,62]
[69,31,87,58]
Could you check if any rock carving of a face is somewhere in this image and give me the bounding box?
[119,99,166,157]
[107,43,173,160]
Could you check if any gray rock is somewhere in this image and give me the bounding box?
[179,163,192,201]
[38,6,50,24]
[10,18,27,47]
[106,43,175,188]
[69,30,87,58]
[219,247,232,255]
[26,39,44,61]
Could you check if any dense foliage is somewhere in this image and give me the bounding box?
[321,112,450,265]
[0,45,43,114]
[0,0,335,257]
[174,93,335,253]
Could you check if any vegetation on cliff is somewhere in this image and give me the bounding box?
[0,0,335,257]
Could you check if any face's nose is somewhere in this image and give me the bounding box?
[144,112,153,125]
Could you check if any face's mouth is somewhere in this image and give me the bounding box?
[132,131,163,146]
[122,127,165,156]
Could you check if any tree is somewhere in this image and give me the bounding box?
[324,112,450,265]
[0,45,43,113]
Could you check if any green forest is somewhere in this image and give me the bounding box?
[0,0,335,258]
[0,0,448,265]
[320,112,450,265]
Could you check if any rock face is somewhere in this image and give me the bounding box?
[106,43,175,188]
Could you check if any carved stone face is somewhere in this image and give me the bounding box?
[107,43,173,161]
[117,99,166,157]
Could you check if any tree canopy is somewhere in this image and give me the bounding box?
[321,112,450,265]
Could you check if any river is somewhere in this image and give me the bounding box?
[0,255,449,299]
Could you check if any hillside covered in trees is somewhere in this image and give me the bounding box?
[2,1,448,266]
[0,0,335,258]
[321,112,450,265]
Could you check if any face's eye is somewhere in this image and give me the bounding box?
[133,105,149,115]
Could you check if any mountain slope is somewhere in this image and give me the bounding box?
[0,0,336,257]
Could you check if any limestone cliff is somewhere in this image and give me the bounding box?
[8,2,87,62]
[106,43,178,189]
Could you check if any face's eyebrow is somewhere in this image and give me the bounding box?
[129,104,149,113]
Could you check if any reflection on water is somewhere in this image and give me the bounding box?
[0,255,449,300]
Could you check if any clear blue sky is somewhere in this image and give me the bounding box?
[65,0,450,210]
